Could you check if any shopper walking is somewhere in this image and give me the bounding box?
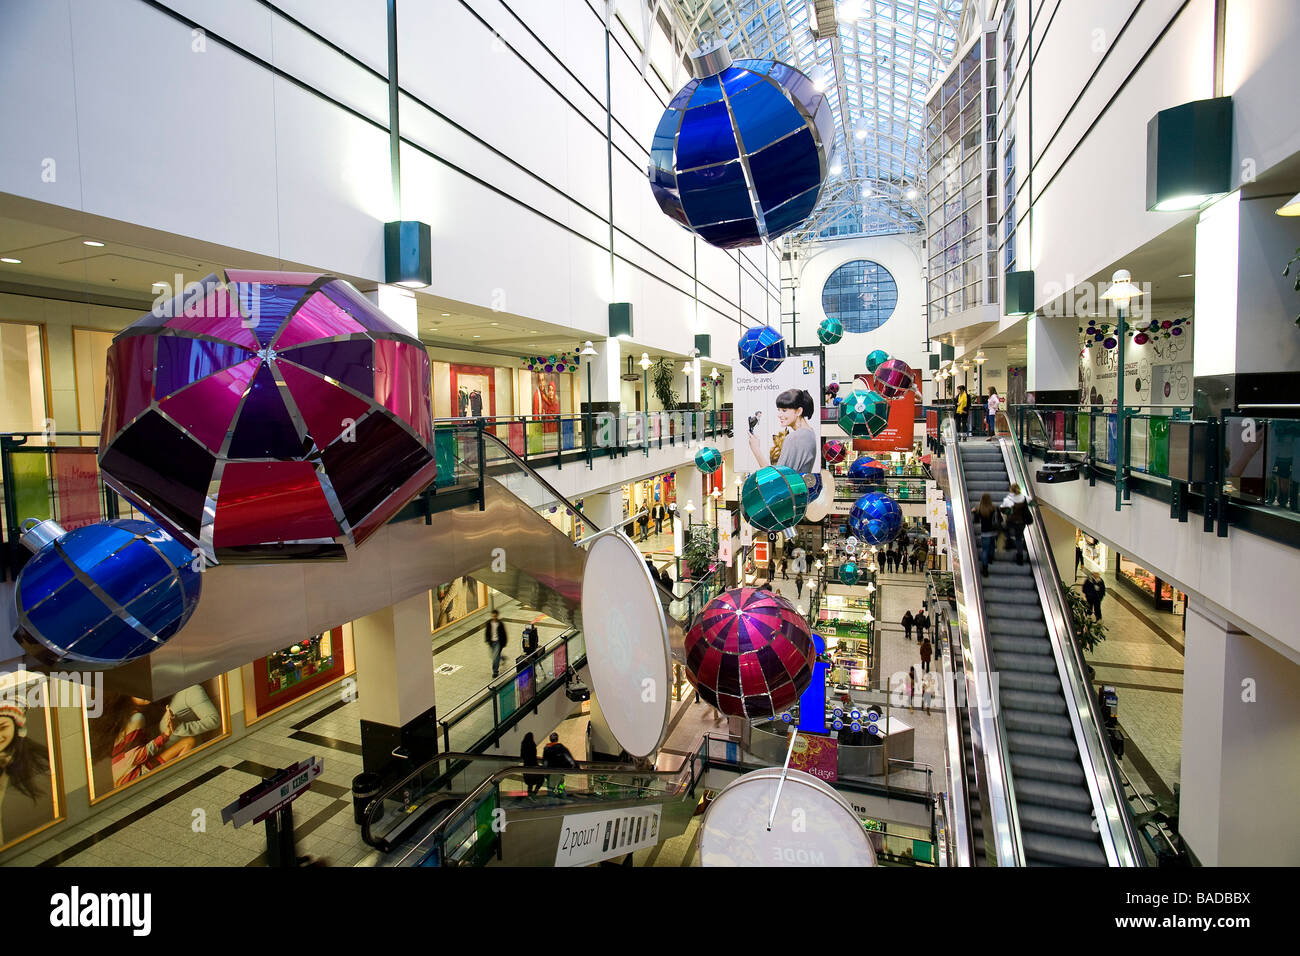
[781,556,789,580]
[920,636,933,674]
[975,494,1001,577]
[652,502,667,534]
[520,732,544,796]
[922,677,934,716]
[637,511,650,541]
[1005,499,1031,565]
[901,610,914,642]
[484,610,508,678]
[1083,572,1106,621]
[767,558,776,581]
[985,387,1001,440]
[907,666,917,711]
[955,385,970,439]
[1075,543,1084,579]
[795,572,805,600]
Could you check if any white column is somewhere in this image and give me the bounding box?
[581,489,623,532]
[352,591,436,731]
[363,285,418,337]
[1026,313,1079,397]
[590,338,623,404]
[1179,599,1300,865]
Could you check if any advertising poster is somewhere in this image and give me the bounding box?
[789,733,838,782]
[733,350,821,481]
[84,676,228,802]
[853,372,917,453]
[0,671,63,853]
[717,509,733,567]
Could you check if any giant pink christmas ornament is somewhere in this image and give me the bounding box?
[99,271,436,562]
[871,358,917,400]
[684,587,815,718]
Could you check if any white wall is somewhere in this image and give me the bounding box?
[791,235,929,387]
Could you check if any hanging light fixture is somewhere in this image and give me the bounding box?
[639,352,652,370]
[975,351,987,365]
[1276,191,1300,216]
[579,340,598,357]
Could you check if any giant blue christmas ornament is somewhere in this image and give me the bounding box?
[817,317,844,346]
[695,446,723,474]
[847,456,886,481]
[737,325,787,374]
[13,518,202,666]
[647,40,834,249]
[837,389,890,437]
[848,492,903,547]
[740,466,808,532]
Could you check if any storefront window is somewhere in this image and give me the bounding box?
[245,628,350,724]
[0,321,48,433]
[1117,554,1184,614]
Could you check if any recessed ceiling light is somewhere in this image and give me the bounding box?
[152,281,167,289]
[1178,273,1193,278]
[82,240,105,247]
[490,322,498,326]
[440,312,450,317]
[429,328,438,332]
[0,257,20,264]
[529,330,538,334]
[472,334,480,338]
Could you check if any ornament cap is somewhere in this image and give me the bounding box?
[689,35,733,77]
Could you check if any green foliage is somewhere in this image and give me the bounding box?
[684,524,718,578]
[650,359,679,410]
[1062,581,1108,654]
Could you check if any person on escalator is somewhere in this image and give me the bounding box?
[543,732,578,793]
[520,732,545,796]
[975,494,1001,576]
[1004,500,1030,565]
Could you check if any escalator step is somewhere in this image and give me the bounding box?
[1004,709,1074,737]
[995,652,1059,674]
[1007,731,1079,760]
[988,619,1049,638]
[987,575,1038,590]
[986,601,1046,621]
[1002,688,1067,714]
[985,586,1041,604]
[989,634,1053,656]
[1000,671,1063,695]
[1017,777,1095,812]
[1022,831,1107,866]
[1010,753,1085,785]
[1017,804,1100,842]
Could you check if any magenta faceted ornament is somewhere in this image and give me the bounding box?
[872,358,916,400]
[823,439,848,465]
[684,587,815,718]
[99,271,437,562]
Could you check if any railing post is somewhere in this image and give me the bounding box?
[476,421,486,512]
[1,436,26,580]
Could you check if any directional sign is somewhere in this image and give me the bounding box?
[221,757,323,829]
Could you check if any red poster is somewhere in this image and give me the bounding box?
[53,448,101,529]
[854,390,916,454]
[789,733,838,782]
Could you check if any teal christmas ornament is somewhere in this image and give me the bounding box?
[740,465,808,532]
[737,325,787,374]
[839,562,861,586]
[865,349,891,373]
[837,388,890,438]
[817,317,844,346]
[695,446,723,474]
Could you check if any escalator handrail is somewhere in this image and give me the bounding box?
[933,572,973,868]
[435,626,580,726]
[477,430,604,537]
[391,754,701,866]
[942,422,1025,866]
[997,436,1146,866]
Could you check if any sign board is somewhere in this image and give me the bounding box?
[221,757,323,828]
[717,508,733,567]
[789,733,838,782]
[734,349,821,477]
[554,805,662,866]
[853,386,916,454]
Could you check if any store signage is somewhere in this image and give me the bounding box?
[718,509,733,566]
[554,805,662,867]
[789,734,838,782]
[221,756,323,828]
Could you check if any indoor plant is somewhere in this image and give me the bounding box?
[683,525,718,579]
[1062,580,1108,655]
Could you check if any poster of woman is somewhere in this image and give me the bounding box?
[734,351,822,478]
[0,672,61,852]
[84,677,227,802]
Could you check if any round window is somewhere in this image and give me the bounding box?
[821,260,899,333]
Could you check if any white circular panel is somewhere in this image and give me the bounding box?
[804,469,836,522]
[698,767,877,867]
[580,533,673,758]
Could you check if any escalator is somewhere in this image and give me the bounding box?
[943,427,1142,866]
[358,750,702,867]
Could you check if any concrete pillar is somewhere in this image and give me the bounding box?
[581,488,624,533]
[1179,599,1300,865]
[352,591,438,776]
[1193,191,1300,416]
[588,338,623,404]
[1026,313,1079,403]
[364,285,418,337]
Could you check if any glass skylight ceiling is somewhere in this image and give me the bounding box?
[663,0,965,244]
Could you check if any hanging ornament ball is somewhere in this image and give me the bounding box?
[837,388,891,438]
[844,535,858,552]
[847,492,903,547]
[548,354,557,363]
[1171,326,1182,335]
[826,381,840,397]
[14,518,202,666]
[865,349,891,373]
[556,363,565,372]
[1161,321,1172,329]
[823,439,848,465]
[737,325,788,374]
[839,562,861,586]
[872,358,916,400]
[1103,337,1117,349]
[847,455,886,481]
[740,465,809,532]
[818,317,845,345]
[648,51,834,249]
[684,587,815,718]
[1134,332,1149,345]
[695,446,724,474]
[803,472,824,500]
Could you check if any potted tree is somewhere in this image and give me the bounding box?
[1062,580,1107,678]
[683,525,718,580]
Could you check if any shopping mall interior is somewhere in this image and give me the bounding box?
[0,0,1296,887]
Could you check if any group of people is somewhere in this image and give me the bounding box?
[630,502,670,542]
[519,731,578,796]
[645,558,675,595]
[880,543,928,574]
[953,384,1003,440]
[973,483,1032,575]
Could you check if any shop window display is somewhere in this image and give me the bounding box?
[0,672,63,853]
[246,628,349,723]
[1117,555,1184,615]
[432,576,489,633]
